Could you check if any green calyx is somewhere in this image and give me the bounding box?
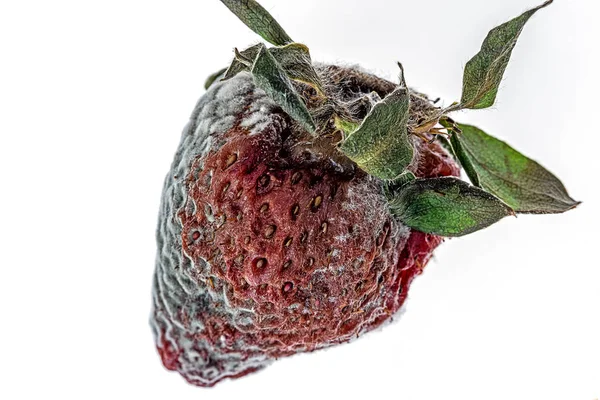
[251,44,316,133]
[211,0,323,134]
[222,42,325,96]
[211,0,578,238]
[218,41,321,133]
[339,64,413,180]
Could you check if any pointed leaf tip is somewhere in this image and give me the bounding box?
[220,0,293,46]
[389,177,513,237]
[397,62,407,88]
[449,123,580,214]
[453,0,554,111]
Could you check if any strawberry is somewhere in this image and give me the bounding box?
[151,0,578,387]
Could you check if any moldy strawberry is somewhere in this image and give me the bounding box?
[151,0,578,387]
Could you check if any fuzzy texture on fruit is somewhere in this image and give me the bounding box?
[150,66,459,387]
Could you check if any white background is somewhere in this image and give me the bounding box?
[1,0,598,399]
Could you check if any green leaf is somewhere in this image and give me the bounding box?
[204,67,228,90]
[251,44,316,133]
[223,59,248,81]
[440,119,481,186]
[340,75,413,180]
[222,44,263,81]
[450,133,481,186]
[457,0,553,110]
[389,177,514,237]
[270,43,324,95]
[220,0,293,46]
[222,43,323,95]
[451,123,580,214]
